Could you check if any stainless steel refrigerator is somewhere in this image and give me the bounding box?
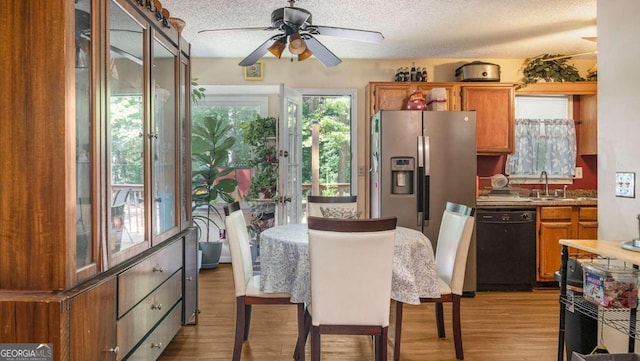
[370,110,477,294]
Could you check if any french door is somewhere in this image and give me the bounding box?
[277,84,303,224]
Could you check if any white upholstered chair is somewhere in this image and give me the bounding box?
[224,201,307,361]
[307,216,397,361]
[393,202,475,360]
[306,195,358,218]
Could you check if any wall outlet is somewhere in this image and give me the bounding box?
[574,167,583,179]
[616,172,636,198]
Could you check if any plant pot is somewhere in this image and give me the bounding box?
[199,241,222,269]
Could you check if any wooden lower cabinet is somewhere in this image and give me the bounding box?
[70,279,117,361]
[0,233,193,361]
[537,205,598,282]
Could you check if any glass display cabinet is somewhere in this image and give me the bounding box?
[0,0,196,359]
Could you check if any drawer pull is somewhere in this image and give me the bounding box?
[151,342,163,349]
[152,266,164,273]
[186,276,193,281]
[104,346,119,355]
[151,303,163,310]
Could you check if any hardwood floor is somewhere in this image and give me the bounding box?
[159,264,561,361]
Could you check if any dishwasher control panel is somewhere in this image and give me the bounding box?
[477,209,536,223]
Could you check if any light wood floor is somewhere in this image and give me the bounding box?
[158,264,561,361]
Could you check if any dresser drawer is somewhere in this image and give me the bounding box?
[123,301,183,361]
[117,270,182,358]
[118,239,182,316]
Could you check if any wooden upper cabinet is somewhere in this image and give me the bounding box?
[366,82,457,116]
[578,94,598,155]
[461,85,515,154]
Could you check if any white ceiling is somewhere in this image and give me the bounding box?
[161,0,597,62]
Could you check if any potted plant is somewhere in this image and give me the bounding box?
[520,54,585,85]
[240,115,278,199]
[192,114,238,269]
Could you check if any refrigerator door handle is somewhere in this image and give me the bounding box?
[417,136,424,226]
[423,136,430,224]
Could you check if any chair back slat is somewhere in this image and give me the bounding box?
[224,201,254,297]
[307,195,357,217]
[435,209,475,295]
[308,216,397,327]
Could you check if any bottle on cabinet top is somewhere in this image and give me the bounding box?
[394,65,428,82]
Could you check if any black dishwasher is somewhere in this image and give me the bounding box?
[476,207,536,291]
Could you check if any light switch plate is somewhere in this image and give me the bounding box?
[615,172,635,198]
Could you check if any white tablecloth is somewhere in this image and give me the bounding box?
[259,223,440,304]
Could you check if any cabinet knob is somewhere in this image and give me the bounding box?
[151,342,163,349]
[152,266,164,273]
[151,303,162,310]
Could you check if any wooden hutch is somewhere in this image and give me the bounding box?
[0,1,197,360]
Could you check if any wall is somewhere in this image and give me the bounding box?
[598,0,640,241]
[192,57,597,199]
[597,0,640,353]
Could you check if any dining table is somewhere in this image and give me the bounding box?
[258,223,440,304]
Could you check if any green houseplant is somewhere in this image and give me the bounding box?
[191,114,238,269]
[520,54,585,85]
[240,115,278,199]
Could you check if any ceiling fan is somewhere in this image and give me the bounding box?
[198,0,384,67]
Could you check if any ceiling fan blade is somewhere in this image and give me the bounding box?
[309,25,384,43]
[283,7,311,27]
[239,37,278,66]
[303,35,341,67]
[198,26,276,34]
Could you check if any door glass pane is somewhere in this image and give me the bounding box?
[278,85,302,225]
[75,0,92,268]
[108,1,146,256]
[152,38,177,235]
[301,95,353,218]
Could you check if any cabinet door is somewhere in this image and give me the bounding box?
[152,33,179,241]
[368,82,455,115]
[183,227,198,325]
[461,86,514,154]
[70,278,117,361]
[107,0,149,265]
[538,221,572,281]
[578,94,598,155]
[75,0,97,278]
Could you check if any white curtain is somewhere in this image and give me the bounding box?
[506,118,576,178]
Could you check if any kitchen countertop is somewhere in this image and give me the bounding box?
[476,196,598,207]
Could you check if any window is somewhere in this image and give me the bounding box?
[192,96,268,199]
[506,96,576,182]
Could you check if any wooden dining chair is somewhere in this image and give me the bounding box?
[307,216,397,361]
[224,201,307,361]
[393,202,475,360]
[306,195,358,218]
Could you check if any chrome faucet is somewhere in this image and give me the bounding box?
[540,170,549,196]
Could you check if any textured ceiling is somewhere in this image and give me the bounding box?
[161,0,597,61]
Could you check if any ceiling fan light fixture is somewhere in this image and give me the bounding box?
[268,38,287,58]
[298,47,313,62]
[288,32,307,55]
